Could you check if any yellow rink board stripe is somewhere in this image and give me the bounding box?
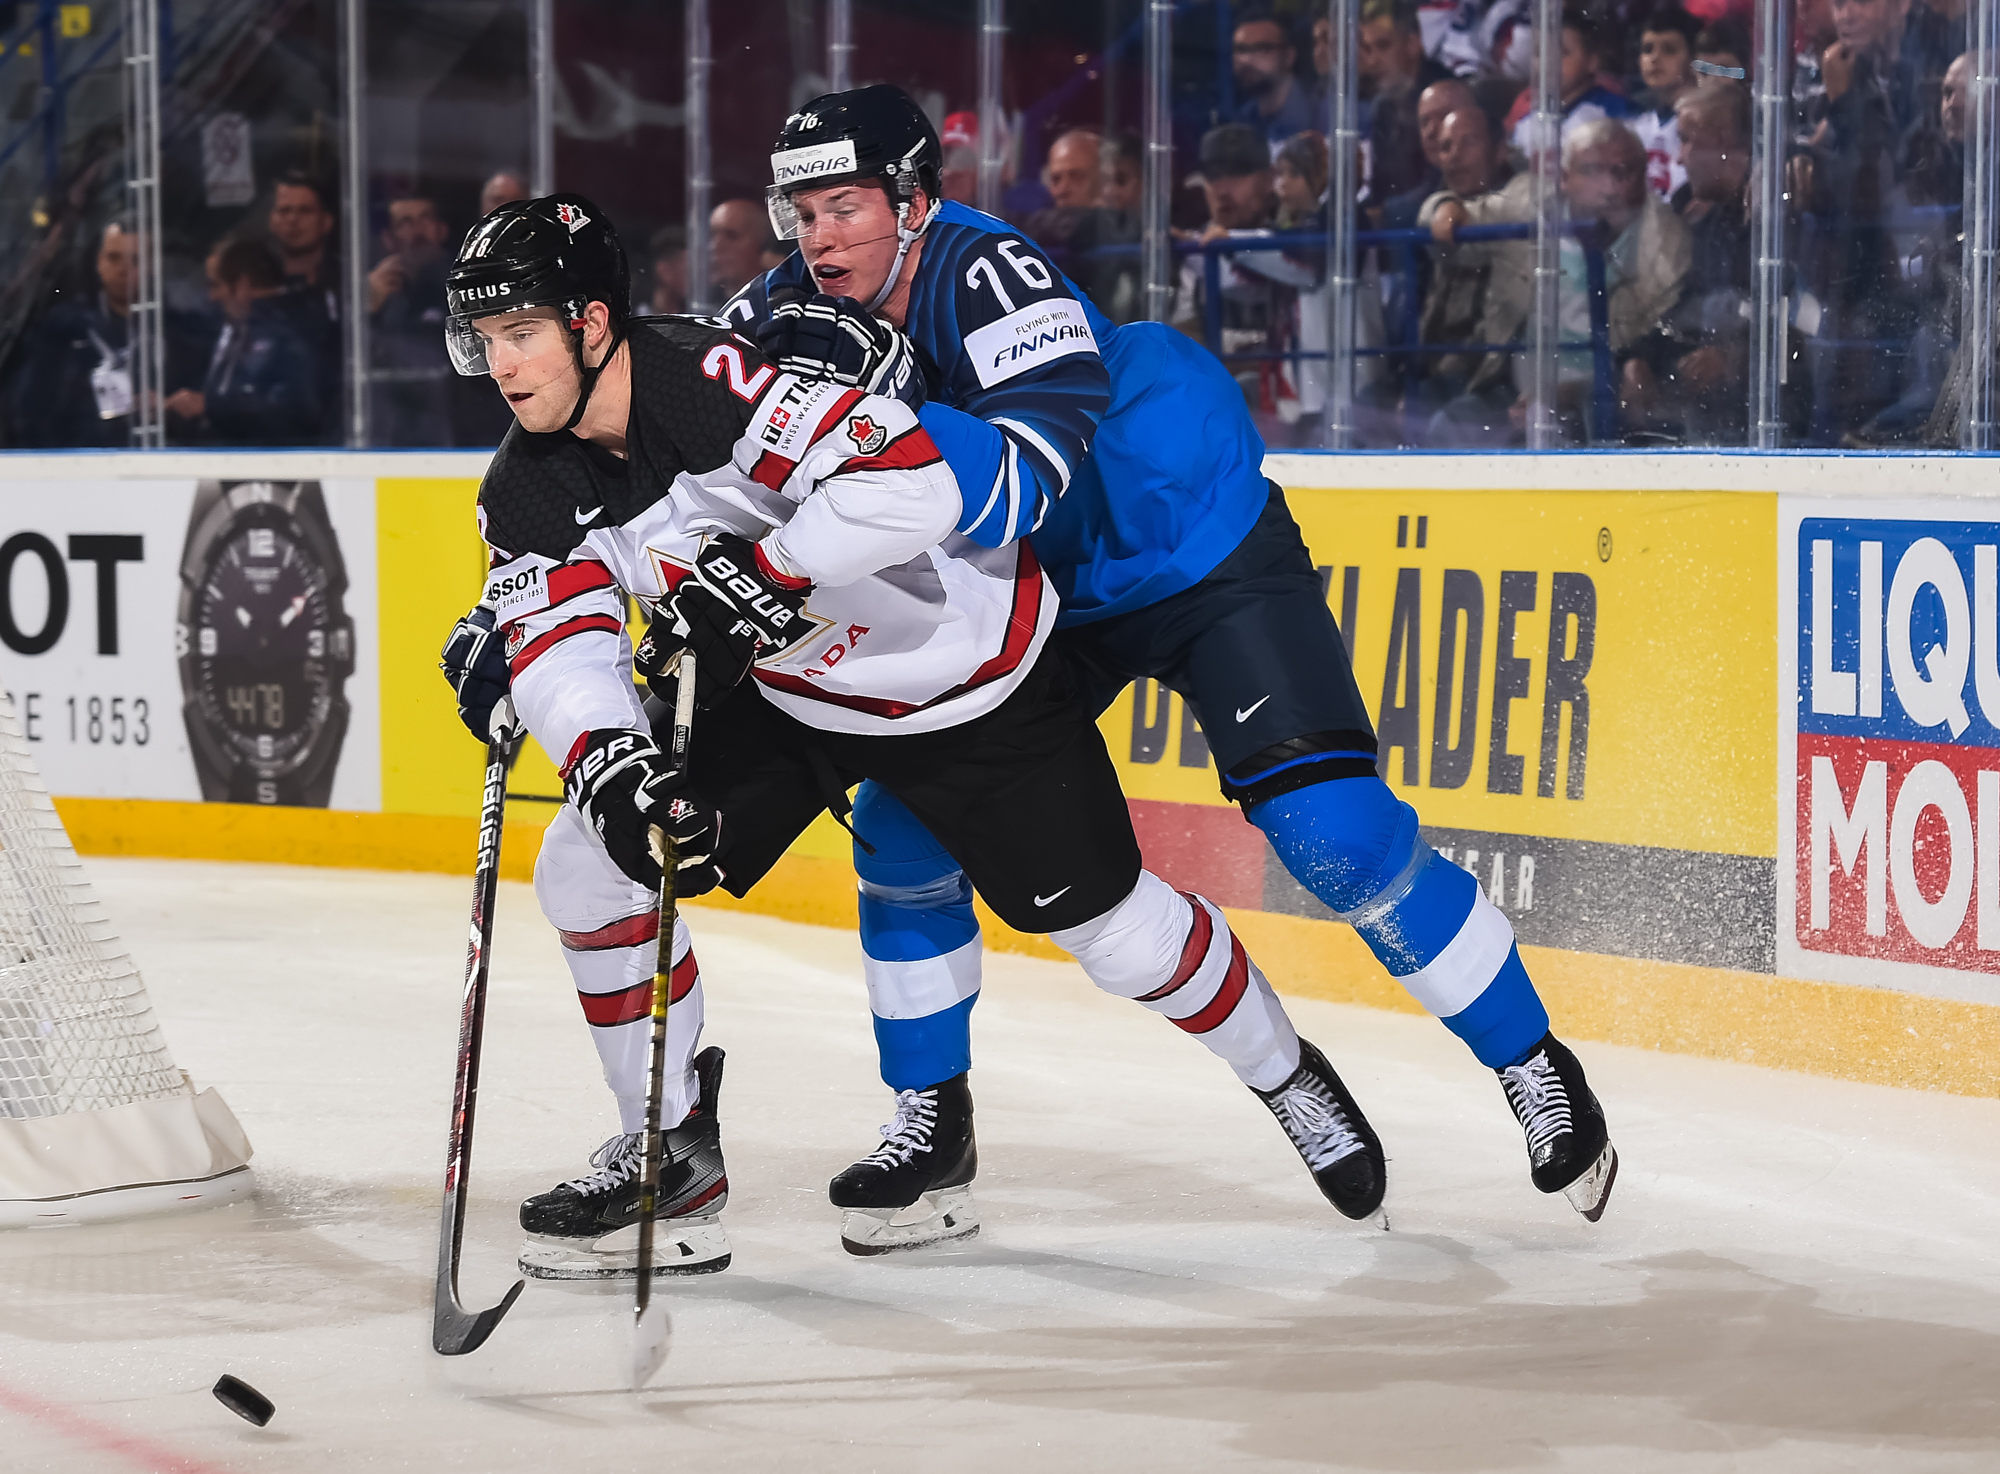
[57,796,2000,1102]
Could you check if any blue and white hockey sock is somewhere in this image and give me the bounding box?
[1248,775,1549,1069]
[853,782,982,1091]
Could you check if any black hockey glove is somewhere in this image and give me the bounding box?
[755,288,924,407]
[439,604,521,744]
[563,728,722,894]
[644,533,818,709]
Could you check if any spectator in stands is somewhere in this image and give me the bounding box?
[1631,7,1701,201]
[1507,7,1636,156]
[1853,50,1969,443]
[480,171,530,218]
[1693,19,1749,87]
[1621,84,1760,441]
[1434,0,1535,86]
[367,193,454,445]
[267,172,341,441]
[1233,11,1320,151]
[1068,132,1144,324]
[647,225,688,315]
[1428,118,1690,443]
[1022,129,1104,265]
[710,199,779,299]
[940,112,980,205]
[1273,131,1330,229]
[1362,0,1457,207]
[12,221,147,446]
[1174,124,1284,402]
[1411,108,1516,418]
[1380,78,1482,229]
[165,238,322,445]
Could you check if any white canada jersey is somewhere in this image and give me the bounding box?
[474,316,1053,768]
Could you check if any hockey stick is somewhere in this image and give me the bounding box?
[633,650,698,1389]
[433,735,527,1356]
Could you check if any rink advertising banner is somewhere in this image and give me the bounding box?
[0,476,382,812]
[1779,500,2000,1006]
[1108,486,1780,973]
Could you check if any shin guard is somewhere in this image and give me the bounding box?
[1052,870,1301,1091]
[1250,776,1549,1068]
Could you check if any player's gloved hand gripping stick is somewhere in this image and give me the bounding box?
[633,649,699,1389]
[432,735,527,1356]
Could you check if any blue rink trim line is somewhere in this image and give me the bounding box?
[875,992,978,1092]
[1441,945,1550,1068]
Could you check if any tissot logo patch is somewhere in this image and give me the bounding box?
[847,414,888,455]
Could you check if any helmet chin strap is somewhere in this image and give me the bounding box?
[863,197,938,313]
[562,319,625,433]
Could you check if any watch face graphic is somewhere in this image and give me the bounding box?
[178,482,354,807]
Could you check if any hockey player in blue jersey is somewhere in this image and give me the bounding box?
[731,86,1618,1252]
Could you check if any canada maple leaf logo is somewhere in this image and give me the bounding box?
[555,202,590,233]
[847,413,888,455]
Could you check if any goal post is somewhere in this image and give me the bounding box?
[0,705,252,1226]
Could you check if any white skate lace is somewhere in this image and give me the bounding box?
[859,1088,938,1169]
[563,1131,644,1195]
[1272,1081,1364,1170]
[1499,1052,1573,1156]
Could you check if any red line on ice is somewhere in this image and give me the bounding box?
[0,1375,239,1474]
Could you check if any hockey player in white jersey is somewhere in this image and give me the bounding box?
[440,194,1390,1270]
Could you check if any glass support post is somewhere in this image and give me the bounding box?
[977,0,1006,216]
[1750,0,1790,447]
[1965,0,1999,449]
[1142,0,1173,322]
[340,0,369,447]
[529,0,554,196]
[122,0,164,448]
[1526,0,1561,448]
[1324,0,1359,448]
[827,0,853,93]
[686,0,713,313]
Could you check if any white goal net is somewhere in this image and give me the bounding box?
[0,705,251,1224]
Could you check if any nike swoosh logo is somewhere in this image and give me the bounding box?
[574,506,600,525]
[1236,695,1272,723]
[1033,887,1072,907]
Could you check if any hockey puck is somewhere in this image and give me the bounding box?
[212,1375,274,1427]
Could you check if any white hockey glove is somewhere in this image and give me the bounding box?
[562,729,722,894]
[439,605,522,744]
[754,288,925,407]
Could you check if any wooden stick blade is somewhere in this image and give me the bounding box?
[631,1300,672,1388]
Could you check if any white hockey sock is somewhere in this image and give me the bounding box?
[1051,870,1301,1091]
[556,910,704,1134]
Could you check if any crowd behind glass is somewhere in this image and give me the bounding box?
[0,0,1980,451]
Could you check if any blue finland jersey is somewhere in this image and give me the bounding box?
[725,201,1272,625]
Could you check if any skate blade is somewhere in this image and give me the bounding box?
[839,1186,980,1257]
[1561,1143,1619,1223]
[518,1216,731,1279]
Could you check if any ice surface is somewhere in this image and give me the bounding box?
[2,857,1998,1472]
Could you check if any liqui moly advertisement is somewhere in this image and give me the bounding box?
[1780,500,2000,1003]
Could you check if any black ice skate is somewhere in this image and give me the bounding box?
[829,1072,979,1256]
[1496,1032,1618,1222]
[1254,1038,1387,1223]
[517,1046,730,1278]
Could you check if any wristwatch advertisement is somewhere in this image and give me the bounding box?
[175,480,356,807]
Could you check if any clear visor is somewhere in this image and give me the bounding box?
[765,186,804,241]
[445,316,493,376]
[444,307,572,377]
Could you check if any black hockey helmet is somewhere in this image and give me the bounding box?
[766,85,943,241]
[444,192,629,377]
